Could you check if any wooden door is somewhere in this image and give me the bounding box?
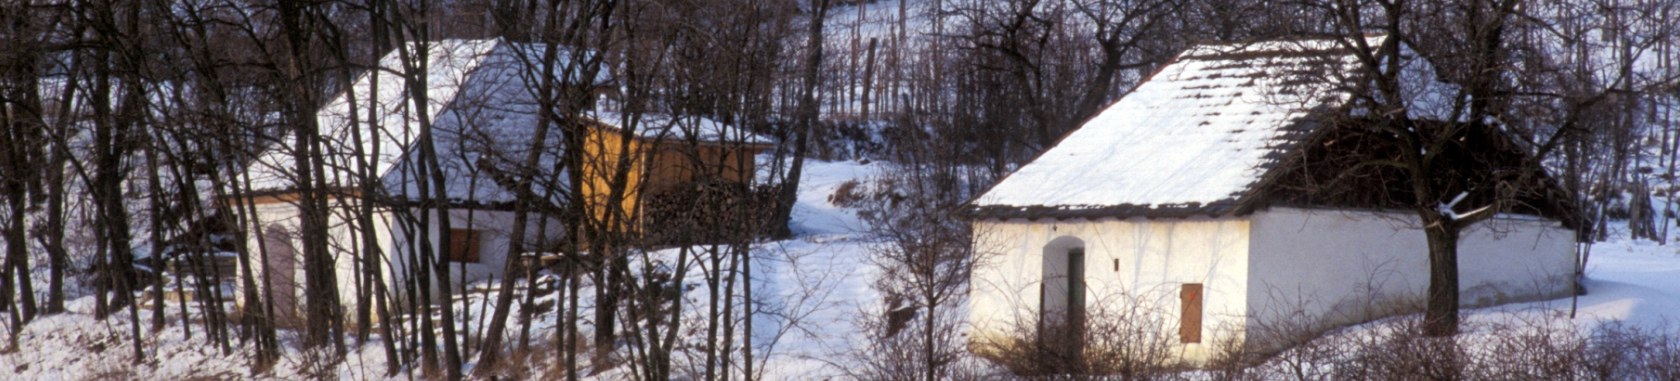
[1181,283,1203,343]
[1067,248,1086,326]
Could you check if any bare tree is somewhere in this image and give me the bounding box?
[1297,0,1678,338]
[769,0,830,241]
[474,0,614,375]
[0,0,51,336]
[946,0,1186,174]
[853,158,981,381]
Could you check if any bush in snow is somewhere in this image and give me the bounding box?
[1212,312,1680,380]
[971,292,1183,378]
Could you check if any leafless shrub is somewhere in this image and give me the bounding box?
[1464,314,1588,380]
[1211,315,1346,381]
[1212,295,1458,380]
[483,348,541,380]
[289,346,344,381]
[827,179,867,208]
[1345,317,1470,380]
[847,160,985,381]
[845,303,989,381]
[1202,328,1267,381]
[973,294,1184,379]
[1578,321,1680,381]
[1209,285,1428,381]
[1220,310,1680,381]
[84,362,136,381]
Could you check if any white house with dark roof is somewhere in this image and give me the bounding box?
[966,36,1579,363]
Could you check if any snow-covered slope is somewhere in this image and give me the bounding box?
[5,159,1679,379]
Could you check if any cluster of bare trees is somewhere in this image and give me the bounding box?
[0,0,798,379]
[0,0,256,365]
[2,0,1679,379]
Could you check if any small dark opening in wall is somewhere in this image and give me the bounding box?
[448,229,482,263]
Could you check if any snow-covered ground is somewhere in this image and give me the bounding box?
[0,158,888,380]
[1566,235,1680,329]
[3,158,1679,379]
[1231,224,1680,379]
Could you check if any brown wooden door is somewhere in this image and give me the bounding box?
[1181,283,1203,343]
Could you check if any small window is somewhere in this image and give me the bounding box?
[448,229,482,263]
[1180,283,1203,343]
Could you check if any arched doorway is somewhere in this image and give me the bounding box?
[261,224,300,327]
[1041,236,1086,366]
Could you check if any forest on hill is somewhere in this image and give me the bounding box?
[2,0,1679,379]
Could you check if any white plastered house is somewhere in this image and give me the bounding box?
[231,38,773,326]
[229,39,570,326]
[966,37,1581,363]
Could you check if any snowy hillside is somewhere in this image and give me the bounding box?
[7,0,1680,379]
[0,158,890,379]
[3,156,1680,379]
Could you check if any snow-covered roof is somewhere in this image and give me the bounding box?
[242,39,553,202]
[588,109,775,146]
[973,36,1385,218]
[242,39,772,204]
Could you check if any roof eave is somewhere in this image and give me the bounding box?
[965,201,1246,221]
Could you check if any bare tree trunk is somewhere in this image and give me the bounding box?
[83,3,151,363]
[771,0,829,239]
[274,0,346,353]
[145,129,168,333]
[0,97,31,339]
[392,30,466,377]
[42,137,68,315]
[475,40,565,375]
[355,1,404,374]
[35,45,76,314]
[861,38,877,121]
[228,142,281,372]
[741,244,754,381]
[1421,219,1461,337]
[0,0,50,329]
[705,247,722,380]
[564,250,581,381]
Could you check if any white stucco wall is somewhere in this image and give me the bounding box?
[385,207,565,294]
[1246,207,1577,344]
[969,216,1251,362]
[968,207,1576,364]
[236,197,399,325]
[235,197,563,325]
